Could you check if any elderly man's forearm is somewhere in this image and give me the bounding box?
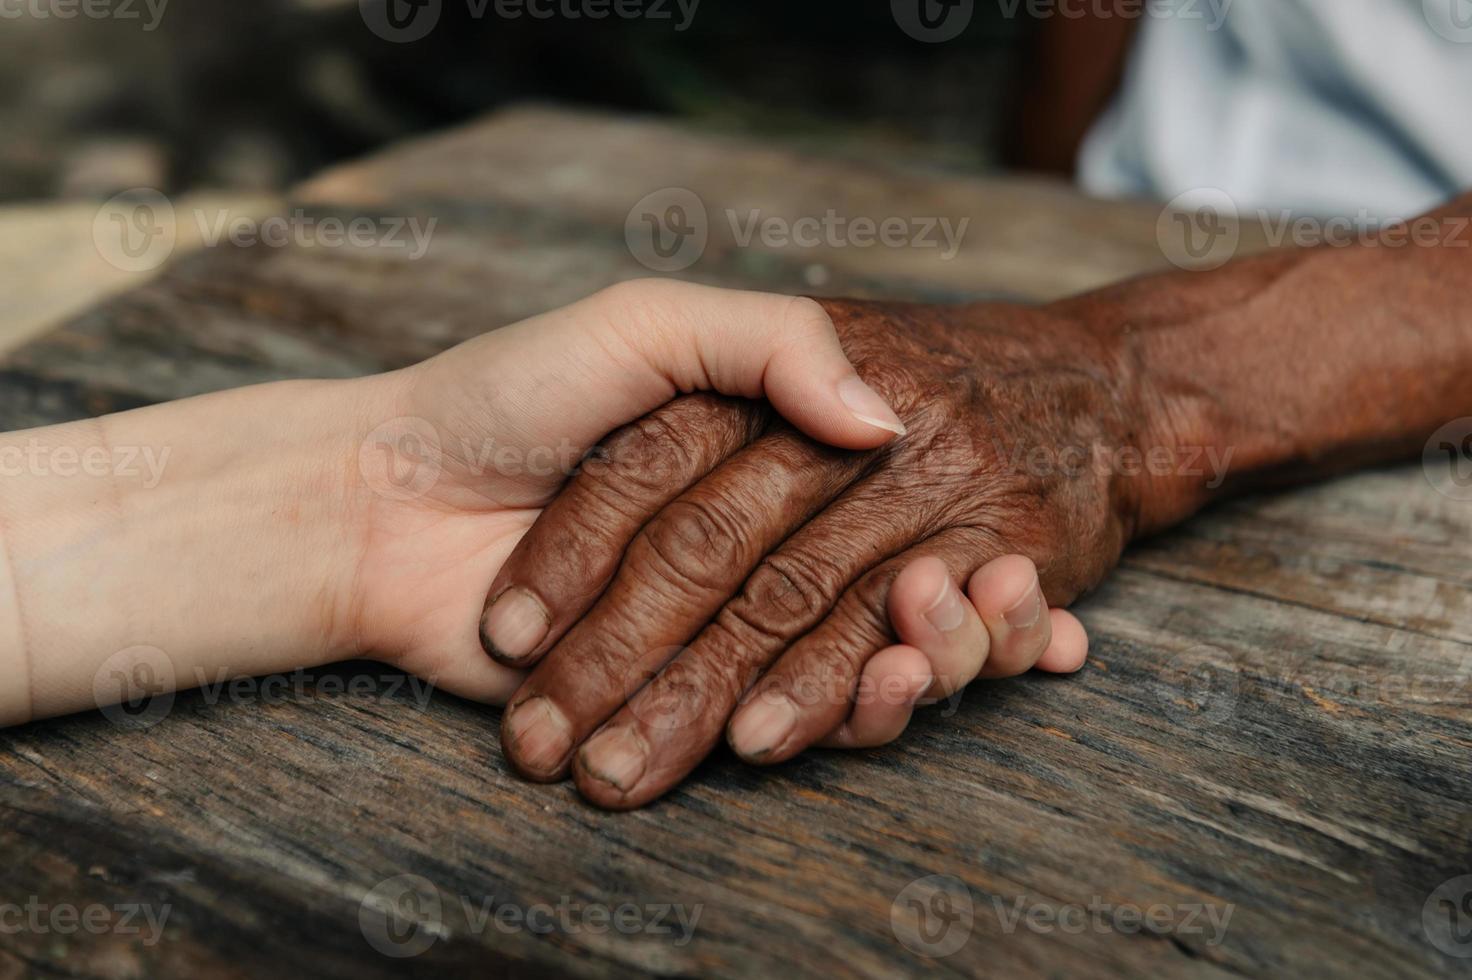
[1054,191,1472,532]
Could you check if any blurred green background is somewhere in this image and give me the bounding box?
[0,0,1035,201]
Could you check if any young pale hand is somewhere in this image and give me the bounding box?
[347,280,916,703]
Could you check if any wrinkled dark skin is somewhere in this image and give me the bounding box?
[485,186,1472,809]
[488,297,1175,807]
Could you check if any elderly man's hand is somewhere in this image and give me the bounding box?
[484,297,1195,808]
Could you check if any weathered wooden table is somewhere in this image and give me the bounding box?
[1,107,1468,979]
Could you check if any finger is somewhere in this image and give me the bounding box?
[968,555,1053,679]
[402,650,526,706]
[1036,609,1089,674]
[566,480,937,807]
[883,556,990,701]
[725,528,999,766]
[501,431,864,781]
[813,645,931,749]
[484,280,905,455]
[819,560,1086,754]
[480,394,758,665]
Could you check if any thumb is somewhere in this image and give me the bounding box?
[531,279,905,451]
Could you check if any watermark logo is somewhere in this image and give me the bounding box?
[892,0,974,42]
[360,0,442,42]
[618,645,707,733]
[1424,418,1472,501]
[891,874,974,957]
[93,189,177,274]
[1423,875,1472,957]
[1154,645,1239,726]
[356,420,596,502]
[93,192,438,273]
[1425,0,1472,43]
[358,875,703,958]
[93,645,175,731]
[625,187,708,273]
[358,417,445,502]
[1160,189,1472,270]
[1158,188,1239,271]
[360,874,445,958]
[992,895,1234,945]
[625,190,972,272]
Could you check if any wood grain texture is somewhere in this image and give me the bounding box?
[0,196,282,357]
[0,107,1466,980]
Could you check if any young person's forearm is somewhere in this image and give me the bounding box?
[1054,191,1472,532]
[0,379,373,726]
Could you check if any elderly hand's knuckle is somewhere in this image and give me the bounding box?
[539,639,626,708]
[533,495,615,559]
[601,397,754,490]
[593,608,677,690]
[659,393,755,444]
[601,415,692,489]
[729,553,836,637]
[634,496,742,593]
[646,654,744,721]
[562,473,650,526]
[852,566,903,629]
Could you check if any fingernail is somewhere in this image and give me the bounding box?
[837,376,906,436]
[481,587,550,663]
[728,695,797,760]
[505,696,571,774]
[579,727,648,793]
[1004,579,1042,629]
[924,578,967,633]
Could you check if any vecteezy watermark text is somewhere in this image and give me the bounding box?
[890,876,1235,958]
[622,653,958,735]
[993,438,1235,488]
[0,440,170,488]
[360,0,700,43]
[358,415,740,503]
[94,189,438,273]
[189,668,437,712]
[991,895,1234,945]
[359,874,703,958]
[0,899,171,947]
[1158,189,1472,271]
[623,187,971,273]
[891,0,1232,43]
[0,0,168,30]
[91,644,439,732]
[727,209,970,261]
[995,0,1232,28]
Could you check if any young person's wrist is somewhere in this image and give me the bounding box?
[0,375,387,725]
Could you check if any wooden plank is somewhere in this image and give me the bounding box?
[0,196,281,358]
[0,107,1465,979]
